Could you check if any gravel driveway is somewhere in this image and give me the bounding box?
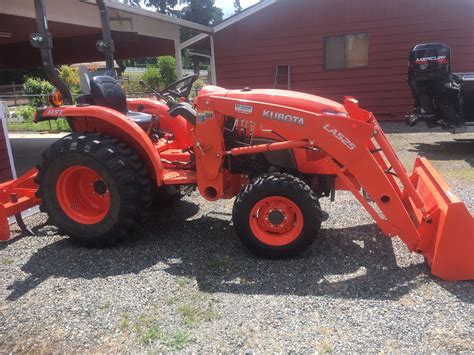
[0,123,473,352]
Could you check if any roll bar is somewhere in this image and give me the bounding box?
[30,0,73,105]
[29,0,116,103]
[96,0,116,78]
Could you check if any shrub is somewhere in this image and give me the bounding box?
[15,105,36,122]
[189,78,207,100]
[121,80,144,97]
[23,77,54,107]
[157,56,177,87]
[142,67,162,90]
[59,65,80,87]
[59,65,81,96]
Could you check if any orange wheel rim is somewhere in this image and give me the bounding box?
[56,166,110,224]
[249,196,304,246]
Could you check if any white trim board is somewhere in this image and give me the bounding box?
[0,101,17,179]
[105,1,213,33]
[180,0,277,50]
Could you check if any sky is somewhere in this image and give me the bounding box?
[138,0,260,19]
[215,0,260,18]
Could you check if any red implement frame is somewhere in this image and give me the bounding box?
[0,169,40,241]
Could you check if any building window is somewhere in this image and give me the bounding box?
[324,33,369,69]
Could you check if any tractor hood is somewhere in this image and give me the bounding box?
[199,86,348,116]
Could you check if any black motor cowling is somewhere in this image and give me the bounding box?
[406,43,473,129]
[408,43,451,81]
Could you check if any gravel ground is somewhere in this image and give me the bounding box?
[0,123,473,352]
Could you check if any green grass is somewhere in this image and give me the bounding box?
[117,276,219,349]
[443,166,474,182]
[176,298,220,328]
[176,277,193,288]
[172,276,221,328]
[119,312,131,332]
[177,304,200,328]
[166,296,179,306]
[319,343,333,353]
[138,322,163,345]
[1,257,14,265]
[134,313,194,349]
[140,325,194,349]
[165,330,194,350]
[99,302,111,310]
[8,119,71,133]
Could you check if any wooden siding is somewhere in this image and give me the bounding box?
[213,0,474,120]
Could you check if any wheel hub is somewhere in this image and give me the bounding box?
[268,210,285,225]
[93,180,108,195]
[56,166,110,224]
[249,196,304,246]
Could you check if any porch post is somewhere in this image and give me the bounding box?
[174,38,183,79]
[209,34,217,85]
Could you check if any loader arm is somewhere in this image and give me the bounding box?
[194,94,473,281]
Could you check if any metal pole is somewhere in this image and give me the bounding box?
[174,38,183,79]
[209,34,217,85]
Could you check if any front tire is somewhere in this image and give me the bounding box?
[36,133,152,247]
[232,173,322,258]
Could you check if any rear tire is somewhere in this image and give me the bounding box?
[36,133,152,247]
[232,173,322,258]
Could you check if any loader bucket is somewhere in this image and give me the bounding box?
[407,157,474,281]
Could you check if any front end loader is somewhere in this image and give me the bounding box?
[1,0,472,282]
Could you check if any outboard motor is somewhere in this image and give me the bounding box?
[405,43,474,131]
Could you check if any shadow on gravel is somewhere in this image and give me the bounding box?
[409,139,474,167]
[6,200,471,303]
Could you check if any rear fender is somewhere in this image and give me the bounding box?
[35,106,163,185]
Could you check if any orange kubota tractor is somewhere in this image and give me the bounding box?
[1,0,472,281]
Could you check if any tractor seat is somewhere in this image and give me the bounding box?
[89,76,153,128]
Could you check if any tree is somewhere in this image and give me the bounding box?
[144,0,184,16]
[180,0,223,27]
[234,0,242,13]
[121,0,141,7]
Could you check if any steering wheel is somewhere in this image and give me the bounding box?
[160,74,199,101]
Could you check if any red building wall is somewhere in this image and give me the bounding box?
[213,0,474,120]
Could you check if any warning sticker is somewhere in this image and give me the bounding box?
[197,111,214,124]
[234,104,254,115]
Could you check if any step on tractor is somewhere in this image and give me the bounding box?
[406,43,474,133]
[1,0,472,281]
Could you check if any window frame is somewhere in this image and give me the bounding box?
[323,32,369,70]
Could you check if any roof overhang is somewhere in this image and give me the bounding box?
[104,1,212,34]
[0,0,212,70]
[180,0,277,50]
